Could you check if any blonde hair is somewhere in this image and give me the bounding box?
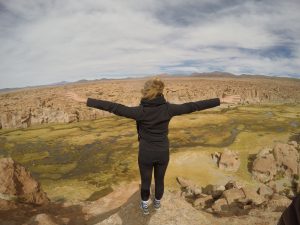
[141,77,165,100]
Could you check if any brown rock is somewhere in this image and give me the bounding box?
[257,185,274,198]
[287,140,298,148]
[256,147,273,158]
[273,142,299,176]
[252,152,277,183]
[222,188,245,204]
[0,199,17,210]
[176,176,202,198]
[0,157,49,205]
[218,148,241,172]
[193,195,214,209]
[268,194,292,212]
[211,198,228,212]
[225,180,243,190]
[211,185,226,199]
[241,187,265,205]
[176,176,195,188]
[25,213,59,225]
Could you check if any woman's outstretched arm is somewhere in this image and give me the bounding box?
[167,94,241,117]
[65,92,141,120]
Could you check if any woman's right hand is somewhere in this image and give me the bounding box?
[220,94,241,104]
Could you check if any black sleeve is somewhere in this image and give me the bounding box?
[167,98,220,117]
[86,97,141,120]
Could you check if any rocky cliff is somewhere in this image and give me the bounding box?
[0,156,294,225]
[1,75,300,129]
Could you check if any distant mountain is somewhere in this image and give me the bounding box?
[47,81,69,86]
[1,72,298,94]
[0,87,22,93]
[0,81,70,94]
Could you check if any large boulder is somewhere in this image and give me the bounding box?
[252,152,277,183]
[273,142,299,176]
[0,157,50,206]
[251,141,300,197]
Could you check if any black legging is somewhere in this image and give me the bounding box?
[138,149,169,201]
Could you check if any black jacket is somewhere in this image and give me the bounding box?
[277,195,300,225]
[86,94,220,151]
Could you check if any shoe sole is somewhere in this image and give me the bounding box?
[154,205,161,211]
[140,205,149,215]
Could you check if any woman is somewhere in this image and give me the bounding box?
[66,77,241,215]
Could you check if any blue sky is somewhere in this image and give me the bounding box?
[0,0,299,89]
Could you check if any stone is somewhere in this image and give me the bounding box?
[0,199,17,210]
[25,213,59,225]
[273,142,299,176]
[176,176,195,188]
[241,187,265,205]
[193,195,214,209]
[211,185,226,199]
[218,148,241,172]
[176,176,202,198]
[0,157,50,205]
[256,147,273,158]
[252,152,277,183]
[257,185,274,198]
[211,198,228,212]
[222,188,245,204]
[287,140,298,148]
[268,194,292,212]
[225,180,243,190]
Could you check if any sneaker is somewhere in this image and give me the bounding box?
[153,198,161,210]
[140,200,150,215]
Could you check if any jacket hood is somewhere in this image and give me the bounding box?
[140,94,167,107]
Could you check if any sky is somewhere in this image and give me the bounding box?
[0,0,300,89]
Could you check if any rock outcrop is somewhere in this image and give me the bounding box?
[177,177,292,218]
[1,75,300,129]
[0,157,50,209]
[251,141,300,197]
[0,170,287,225]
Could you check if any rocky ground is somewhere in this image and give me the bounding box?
[0,139,299,225]
[1,75,300,129]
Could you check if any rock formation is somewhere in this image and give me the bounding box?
[177,177,292,218]
[1,75,300,129]
[0,157,50,210]
[0,158,290,225]
[251,141,300,197]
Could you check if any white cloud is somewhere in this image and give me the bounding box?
[0,0,299,89]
